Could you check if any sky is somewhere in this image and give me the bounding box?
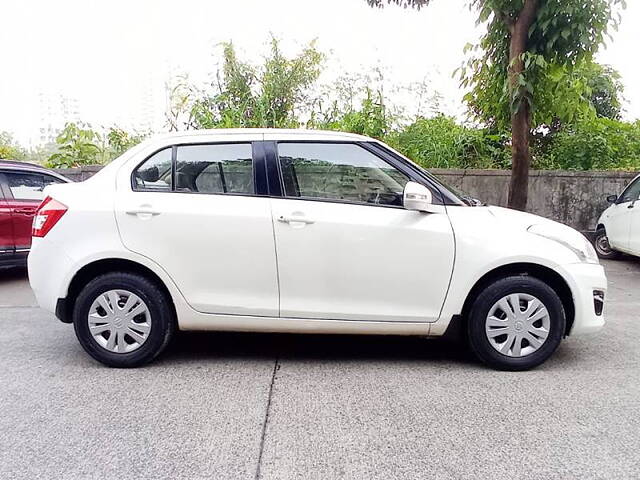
[0,0,638,147]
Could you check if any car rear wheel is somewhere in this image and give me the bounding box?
[594,228,620,260]
[73,272,175,367]
[467,276,565,371]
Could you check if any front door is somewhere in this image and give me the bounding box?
[622,177,640,255]
[115,141,279,317]
[609,176,640,252]
[269,141,455,323]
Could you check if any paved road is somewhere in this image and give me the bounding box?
[1,260,639,479]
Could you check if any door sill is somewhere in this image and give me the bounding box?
[178,313,433,336]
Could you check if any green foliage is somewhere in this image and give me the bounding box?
[309,87,393,139]
[46,123,146,168]
[582,63,624,120]
[0,131,26,160]
[188,38,324,129]
[107,127,147,158]
[538,117,640,170]
[461,0,626,129]
[366,0,431,8]
[46,123,105,168]
[4,30,630,174]
[387,116,511,169]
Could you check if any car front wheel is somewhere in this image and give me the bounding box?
[467,276,565,371]
[73,272,175,367]
[593,228,620,260]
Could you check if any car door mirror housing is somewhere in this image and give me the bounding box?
[139,166,160,183]
[607,194,618,204]
[403,182,434,212]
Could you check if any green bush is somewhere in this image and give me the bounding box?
[539,118,640,170]
[386,116,511,169]
[309,88,392,140]
[0,131,26,160]
[45,123,147,168]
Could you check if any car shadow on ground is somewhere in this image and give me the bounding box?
[163,330,478,367]
[0,266,28,283]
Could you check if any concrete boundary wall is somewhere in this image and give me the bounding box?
[58,166,638,231]
[430,169,638,231]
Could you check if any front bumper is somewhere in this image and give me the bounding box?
[560,262,607,335]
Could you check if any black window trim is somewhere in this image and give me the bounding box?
[265,139,452,210]
[0,172,8,201]
[130,141,268,197]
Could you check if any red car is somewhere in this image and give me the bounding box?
[0,161,71,267]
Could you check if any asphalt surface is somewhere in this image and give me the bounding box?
[1,259,639,480]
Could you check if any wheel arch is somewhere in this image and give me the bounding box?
[58,258,177,324]
[460,262,575,337]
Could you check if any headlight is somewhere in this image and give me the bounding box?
[528,223,599,264]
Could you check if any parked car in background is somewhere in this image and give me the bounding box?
[0,161,71,268]
[28,129,606,371]
[594,174,640,259]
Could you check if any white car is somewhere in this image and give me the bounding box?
[594,174,640,259]
[28,129,606,370]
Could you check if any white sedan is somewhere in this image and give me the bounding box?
[28,129,606,370]
[594,174,640,259]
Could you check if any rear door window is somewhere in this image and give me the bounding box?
[132,144,254,195]
[5,172,64,201]
[133,148,172,191]
[176,144,253,194]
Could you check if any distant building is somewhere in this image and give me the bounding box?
[36,91,81,145]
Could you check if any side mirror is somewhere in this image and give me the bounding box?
[606,194,618,204]
[138,166,160,183]
[403,181,434,213]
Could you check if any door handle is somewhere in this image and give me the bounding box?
[277,215,315,225]
[14,208,37,215]
[126,208,161,216]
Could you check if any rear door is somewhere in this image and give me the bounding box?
[115,138,280,317]
[0,173,15,258]
[3,171,66,252]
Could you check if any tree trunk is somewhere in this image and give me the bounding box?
[506,0,539,211]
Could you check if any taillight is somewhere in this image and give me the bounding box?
[32,196,67,237]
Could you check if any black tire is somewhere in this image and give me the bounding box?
[593,228,621,260]
[467,275,565,371]
[73,272,175,367]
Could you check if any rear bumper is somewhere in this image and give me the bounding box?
[561,263,607,335]
[28,237,74,315]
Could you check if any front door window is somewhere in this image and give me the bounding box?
[278,143,409,207]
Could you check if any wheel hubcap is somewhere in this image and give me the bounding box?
[485,293,550,358]
[87,290,151,354]
[596,234,612,255]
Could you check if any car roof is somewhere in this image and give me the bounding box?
[148,128,374,142]
[0,160,71,181]
[0,159,43,169]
